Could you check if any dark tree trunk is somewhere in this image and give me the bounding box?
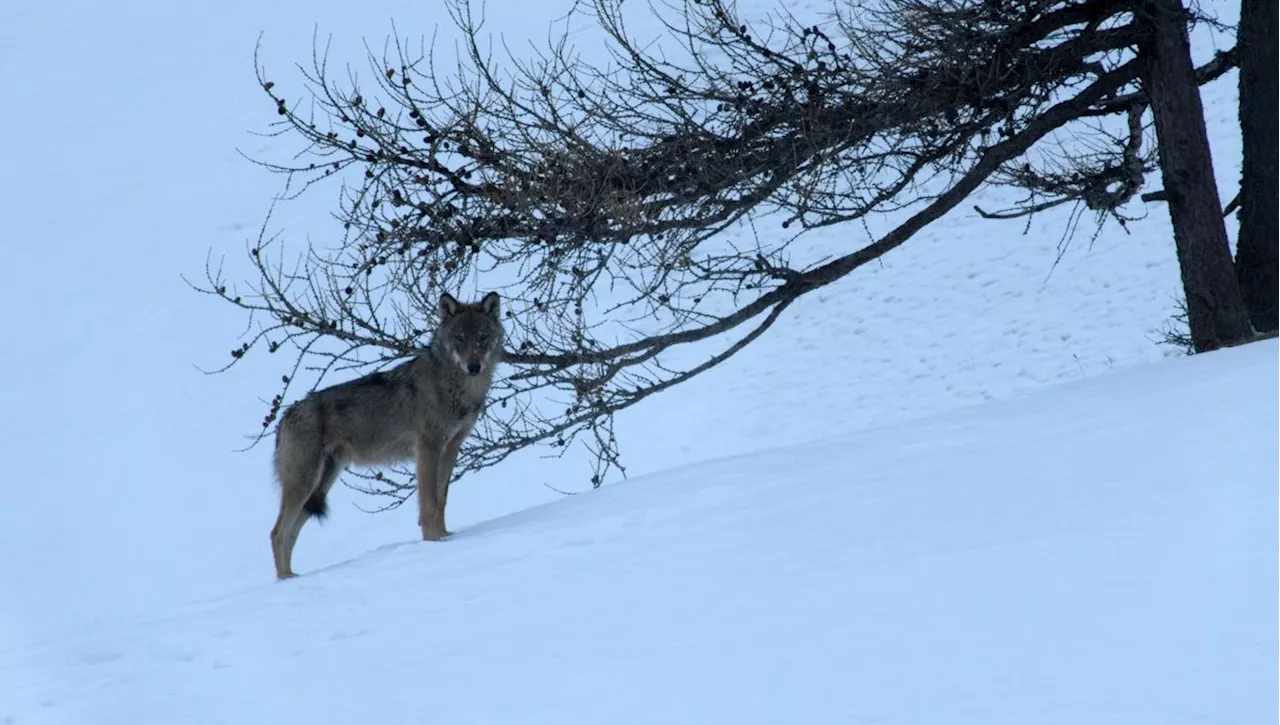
[1139,0,1253,352]
[1235,0,1278,333]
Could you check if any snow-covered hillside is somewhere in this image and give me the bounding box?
[2,340,1275,724]
[0,0,1274,721]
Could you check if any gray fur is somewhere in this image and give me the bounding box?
[269,291,504,579]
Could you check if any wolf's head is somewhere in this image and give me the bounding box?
[434,291,504,376]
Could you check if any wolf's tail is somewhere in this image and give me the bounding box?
[303,488,329,519]
[302,453,339,520]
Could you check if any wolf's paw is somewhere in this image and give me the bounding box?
[422,529,451,542]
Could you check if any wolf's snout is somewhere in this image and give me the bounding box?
[466,361,482,375]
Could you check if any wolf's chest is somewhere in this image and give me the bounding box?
[446,398,477,422]
[413,387,482,438]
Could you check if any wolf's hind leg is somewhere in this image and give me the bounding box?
[271,480,312,580]
[271,418,338,579]
[275,453,343,578]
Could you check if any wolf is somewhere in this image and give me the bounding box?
[269,291,503,580]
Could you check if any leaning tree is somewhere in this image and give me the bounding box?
[201,0,1255,506]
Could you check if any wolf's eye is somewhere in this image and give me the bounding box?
[453,333,465,344]
[477,334,490,344]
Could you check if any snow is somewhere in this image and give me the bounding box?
[2,340,1275,724]
[0,0,1274,721]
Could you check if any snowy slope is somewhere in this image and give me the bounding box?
[2,340,1274,725]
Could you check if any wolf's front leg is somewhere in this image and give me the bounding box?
[434,430,468,538]
[416,440,448,541]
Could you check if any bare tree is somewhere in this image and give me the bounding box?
[199,0,1243,505]
[1234,0,1277,334]
[969,0,1256,352]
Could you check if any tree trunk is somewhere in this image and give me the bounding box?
[1139,0,1254,352]
[1235,0,1278,333]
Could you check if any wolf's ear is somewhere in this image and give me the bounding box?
[480,291,500,321]
[438,292,461,319]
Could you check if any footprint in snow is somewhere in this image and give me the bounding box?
[329,629,370,642]
[78,651,124,666]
